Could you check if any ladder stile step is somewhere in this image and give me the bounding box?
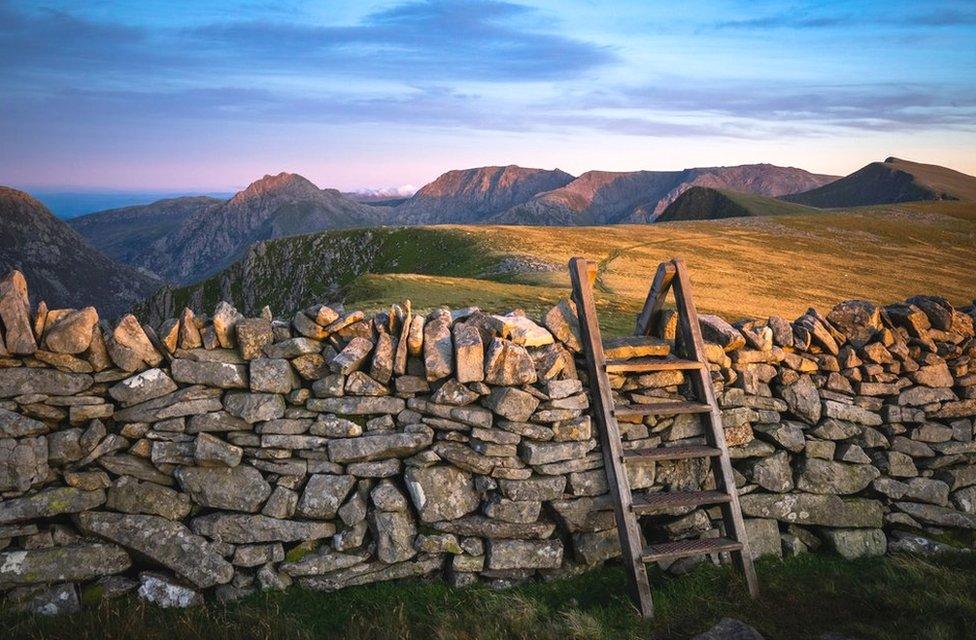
[641,537,743,563]
[622,444,721,463]
[631,490,731,514]
[613,401,712,418]
[604,357,705,374]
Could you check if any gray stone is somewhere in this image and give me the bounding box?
[224,392,285,423]
[191,513,335,543]
[0,271,36,354]
[280,550,367,577]
[106,476,191,520]
[175,466,272,512]
[796,459,880,495]
[0,367,92,398]
[743,518,782,560]
[194,432,243,467]
[894,501,976,529]
[328,431,432,463]
[109,368,178,407]
[482,387,539,422]
[172,359,247,389]
[746,451,793,493]
[498,476,566,501]
[823,400,881,426]
[296,474,356,519]
[691,618,765,640]
[0,407,48,438]
[405,466,480,522]
[76,512,233,588]
[739,493,883,527]
[823,528,886,560]
[250,358,296,394]
[137,572,204,608]
[0,435,49,493]
[308,396,406,415]
[236,318,274,360]
[0,487,105,524]
[331,337,374,375]
[453,322,484,383]
[424,318,454,381]
[432,515,555,539]
[11,583,80,616]
[519,440,594,465]
[483,338,537,385]
[827,300,881,348]
[780,376,821,424]
[371,510,417,563]
[0,543,131,588]
[486,539,563,570]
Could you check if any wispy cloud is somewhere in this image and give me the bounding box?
[714,7,976,30]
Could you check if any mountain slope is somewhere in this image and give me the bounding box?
[0,187,161,317]
[393,165,575,224]
[657,187,820,222]
[136,200,976,335]
[492,164,837,225]
[68,196,220,264]
[136,173,390,284]
[784,157,976,208]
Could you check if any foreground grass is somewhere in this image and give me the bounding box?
[5,552,976,640]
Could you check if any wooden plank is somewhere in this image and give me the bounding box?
[631,490,731,514]
[568,257,655,620]
[642,537,742,563]
[622,444,721,463]
[613,401,712,418]
[635,261,676,336]
[604,357,704,374]
[670,258,760,598]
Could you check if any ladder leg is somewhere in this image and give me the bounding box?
[671,259,759,598]
[569,257,655,619]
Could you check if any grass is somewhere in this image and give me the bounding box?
[145,200,976,335]
[5,552,976,640]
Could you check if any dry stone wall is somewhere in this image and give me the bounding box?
[1,268,975,615]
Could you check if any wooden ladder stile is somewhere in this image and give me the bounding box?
[568,256,759,620]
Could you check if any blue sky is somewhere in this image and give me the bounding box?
[2,0,974,192]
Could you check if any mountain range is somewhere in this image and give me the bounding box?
[0,187,161,317]
[0,155,964,315]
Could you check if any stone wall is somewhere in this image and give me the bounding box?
[0,268,974,615]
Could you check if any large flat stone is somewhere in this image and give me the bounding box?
[0,543,131,588]
[0,487,105,524]
[0,368,92,398]
[190,513,335,543]
[739,493,883,528]
[76,511,233,588]
[328,432,432,463]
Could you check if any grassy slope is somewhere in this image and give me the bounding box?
[4,553,975,640]
[148,201,976,335]
[657,187,820,222]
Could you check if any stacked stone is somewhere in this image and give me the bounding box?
[0,270,596,613]
[1,264,975,616]
[700,297,975,561]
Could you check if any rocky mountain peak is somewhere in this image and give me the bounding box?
[230,172,321,205]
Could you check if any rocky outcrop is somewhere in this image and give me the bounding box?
[132,173,389,284]
[0,187,160,318]
[0,269,973,615]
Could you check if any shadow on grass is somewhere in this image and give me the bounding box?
[4,552,976,640]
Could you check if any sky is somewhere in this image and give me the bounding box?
[2,0,975,193]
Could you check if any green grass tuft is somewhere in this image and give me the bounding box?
[4,552,976,640]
